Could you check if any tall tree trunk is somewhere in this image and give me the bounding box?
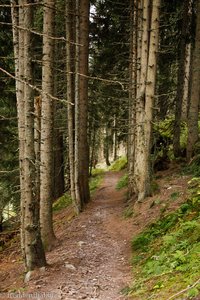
[12,0,46,271]
[34,95,41,232]
[11,0,26,256]
[182,43,192,121]
[134,0,150,201]
[187,0,200,161]
[144,0,160,194]
[66,0,90,212]
[66,0,77,212]
[173,0,190,157]
[128,0,138,198]
[74,0,82,211]
[77,0,90,207]
[40,0,56,250]
[129,0,160,202]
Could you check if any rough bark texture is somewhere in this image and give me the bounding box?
[182,43,191,121]
[129,0,160,202]
[34,95,41,220]
[53,130,65,199]
[187,0,200,161]
[67,0,90,212]
[40,0,56,250]
[11,0,26,256]
[134,0,150,201]
[128,0,138,198]
[173,0,190,157]
[66,0,77,212]
[12,0,46,271]
[77,0,90,208]
[74,0,82,212]
[144,0,160,197]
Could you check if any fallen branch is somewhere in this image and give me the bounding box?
[167,278,200,300]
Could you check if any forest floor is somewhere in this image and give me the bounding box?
[0,167,193,300]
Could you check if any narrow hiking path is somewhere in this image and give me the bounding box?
[2,171,133,300]
[0,167,193,300]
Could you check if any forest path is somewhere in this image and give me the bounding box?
[27,171,133,300]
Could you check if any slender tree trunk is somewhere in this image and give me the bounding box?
[113,114,117,161]
[53,130,65,199]
[187,0,200,161]
[182,43,192,121]
[40,0,56,250]
[173,0,190,157]
[66,0,77,212]
[12,0,46,271]
[128,0,138,198]
[105,126,111,166]
[34,95,41,228]
[130,0,160,202]
[74,0,82,211]
[66,0,90,212]
[134,0,150,201]
[78,0,90,206]
[144,0,160,194]
[11,0,26,256]
[89,120,96,176]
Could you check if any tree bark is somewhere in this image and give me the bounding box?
[128,0,137,198]
[12,0,46,271]
[134,0,150,201]
[144,0,160,194]
[40,0,56,250]
[129,0,160,202]
[77,0,90,207]
[173,0,190,157]
[11,0,26,257]
[182,43,191,121]
[187,0,200,161]
[66,0,77,212]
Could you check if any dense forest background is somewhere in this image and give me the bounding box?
[0,0,200,290]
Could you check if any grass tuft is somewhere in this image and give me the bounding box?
[116,173,128,190]
[53,193,72,212]
[90,168,104,194]
[109,156,127,171]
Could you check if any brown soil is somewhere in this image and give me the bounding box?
[0,167,191,300]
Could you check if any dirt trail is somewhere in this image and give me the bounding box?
[8,171,133,300]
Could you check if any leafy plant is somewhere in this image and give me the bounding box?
[129,181,200,299]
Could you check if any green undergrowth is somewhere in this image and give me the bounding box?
[90,168,105,194]
[123,205,134,218]
[124,177,200,299]
[53,168,104,213]
[109,156,127,171]
[116,173,128,190]
[53,193,72,212]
